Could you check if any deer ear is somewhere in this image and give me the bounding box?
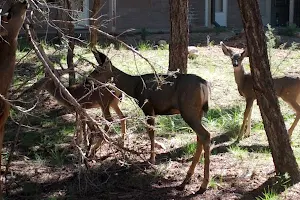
[220,41,233,57]
[92,49,108,65]
[241,48,248,58]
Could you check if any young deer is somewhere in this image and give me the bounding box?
[90,49,211,193]
[0,0,28,194]
[221,41,300,139]
[43,74,126,156]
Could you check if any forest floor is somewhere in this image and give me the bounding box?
[3,33,300,200]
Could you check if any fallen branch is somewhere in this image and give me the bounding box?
[23,21,148,162]
[24,21,108,141]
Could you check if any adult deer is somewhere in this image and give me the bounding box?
[91,50,211,193]
[221,41,300,140]
[0,0,28,193]
[43,72,126,157]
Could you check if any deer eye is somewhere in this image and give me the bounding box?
[6,12,11,20]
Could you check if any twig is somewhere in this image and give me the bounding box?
[74,144,90,170]
[4,116,24,195]
[0,94,38,113]
[89,26,164,86]
[13,76,49,100]
[24,22,107,134]
[9,66,44,99]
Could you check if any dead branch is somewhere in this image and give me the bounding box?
[4,116,25,194]
[23,21,107,138]
[89,27,163,85]
[23,21,147,162]
[14,76,50,100]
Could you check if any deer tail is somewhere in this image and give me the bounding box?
[202,81,211,113]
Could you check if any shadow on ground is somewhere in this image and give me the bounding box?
[240,176,290,200]
[5,157,201,200]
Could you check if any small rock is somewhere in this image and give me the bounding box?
[188,46,200,59]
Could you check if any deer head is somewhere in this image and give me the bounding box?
[90,49,114,82]
[0,0,28,38]
[220,41,248,68]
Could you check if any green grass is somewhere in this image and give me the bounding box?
[156,115,193,135]
[252,121,265,132]
[208,176,221,189]
[256,187,280,200]
[228,145,249,160]
[182,142,197,157]
[48,147,70,166]
[204,106,244,138]
[137,41,153,50]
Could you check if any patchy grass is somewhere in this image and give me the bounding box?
[5,43,300,199]
[228,145,249,160]
[156,115,193,135]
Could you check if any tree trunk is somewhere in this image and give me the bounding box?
[237,0,300,182]
[89,0,101,49]
[168,0,189,74]
[66,0,75,86]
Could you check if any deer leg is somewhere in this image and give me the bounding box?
[287,102,300,136]
[199,139,210,193]
[102,107,113,134]
[177,135,203,190]
[110,99,126,145]
[146,116,156,164]
[244,103,253,137]
[0,101,10,191]
[75,113,87,147]
[178,111,210,192]
[141,104,156,164]
[238,98,254,140]
[85,121,104,158]
[89,135,103,158]
[81,119,89,148]
[289,114,300,137]
[90,108,113,158]
[75,113,82,145]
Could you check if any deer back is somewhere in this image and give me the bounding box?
[44,77,121,110]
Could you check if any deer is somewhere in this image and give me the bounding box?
[220,41,300,140]
[0,0,28,194]
[90,49,211,193]
[42,72,127,157]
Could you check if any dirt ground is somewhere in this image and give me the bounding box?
[3,33,300,200]
[4,108,300,200]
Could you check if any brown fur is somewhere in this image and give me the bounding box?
[43,74,126,157]
[91,50,211,193]
[221,41,300,139]
[0,0,28,194]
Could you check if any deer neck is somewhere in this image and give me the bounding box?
[233,64,246,90]
[112,66,139,98]
[0,37,18,95]
[0,37,18,67]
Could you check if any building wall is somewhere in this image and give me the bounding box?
[189,0,205,30]
[99,0,205,33]
[227,0,243,28]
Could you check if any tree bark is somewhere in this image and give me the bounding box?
[89,0,101,49]
[65,0,75,86]
[168,0,189,74]
[237,0,300,182]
